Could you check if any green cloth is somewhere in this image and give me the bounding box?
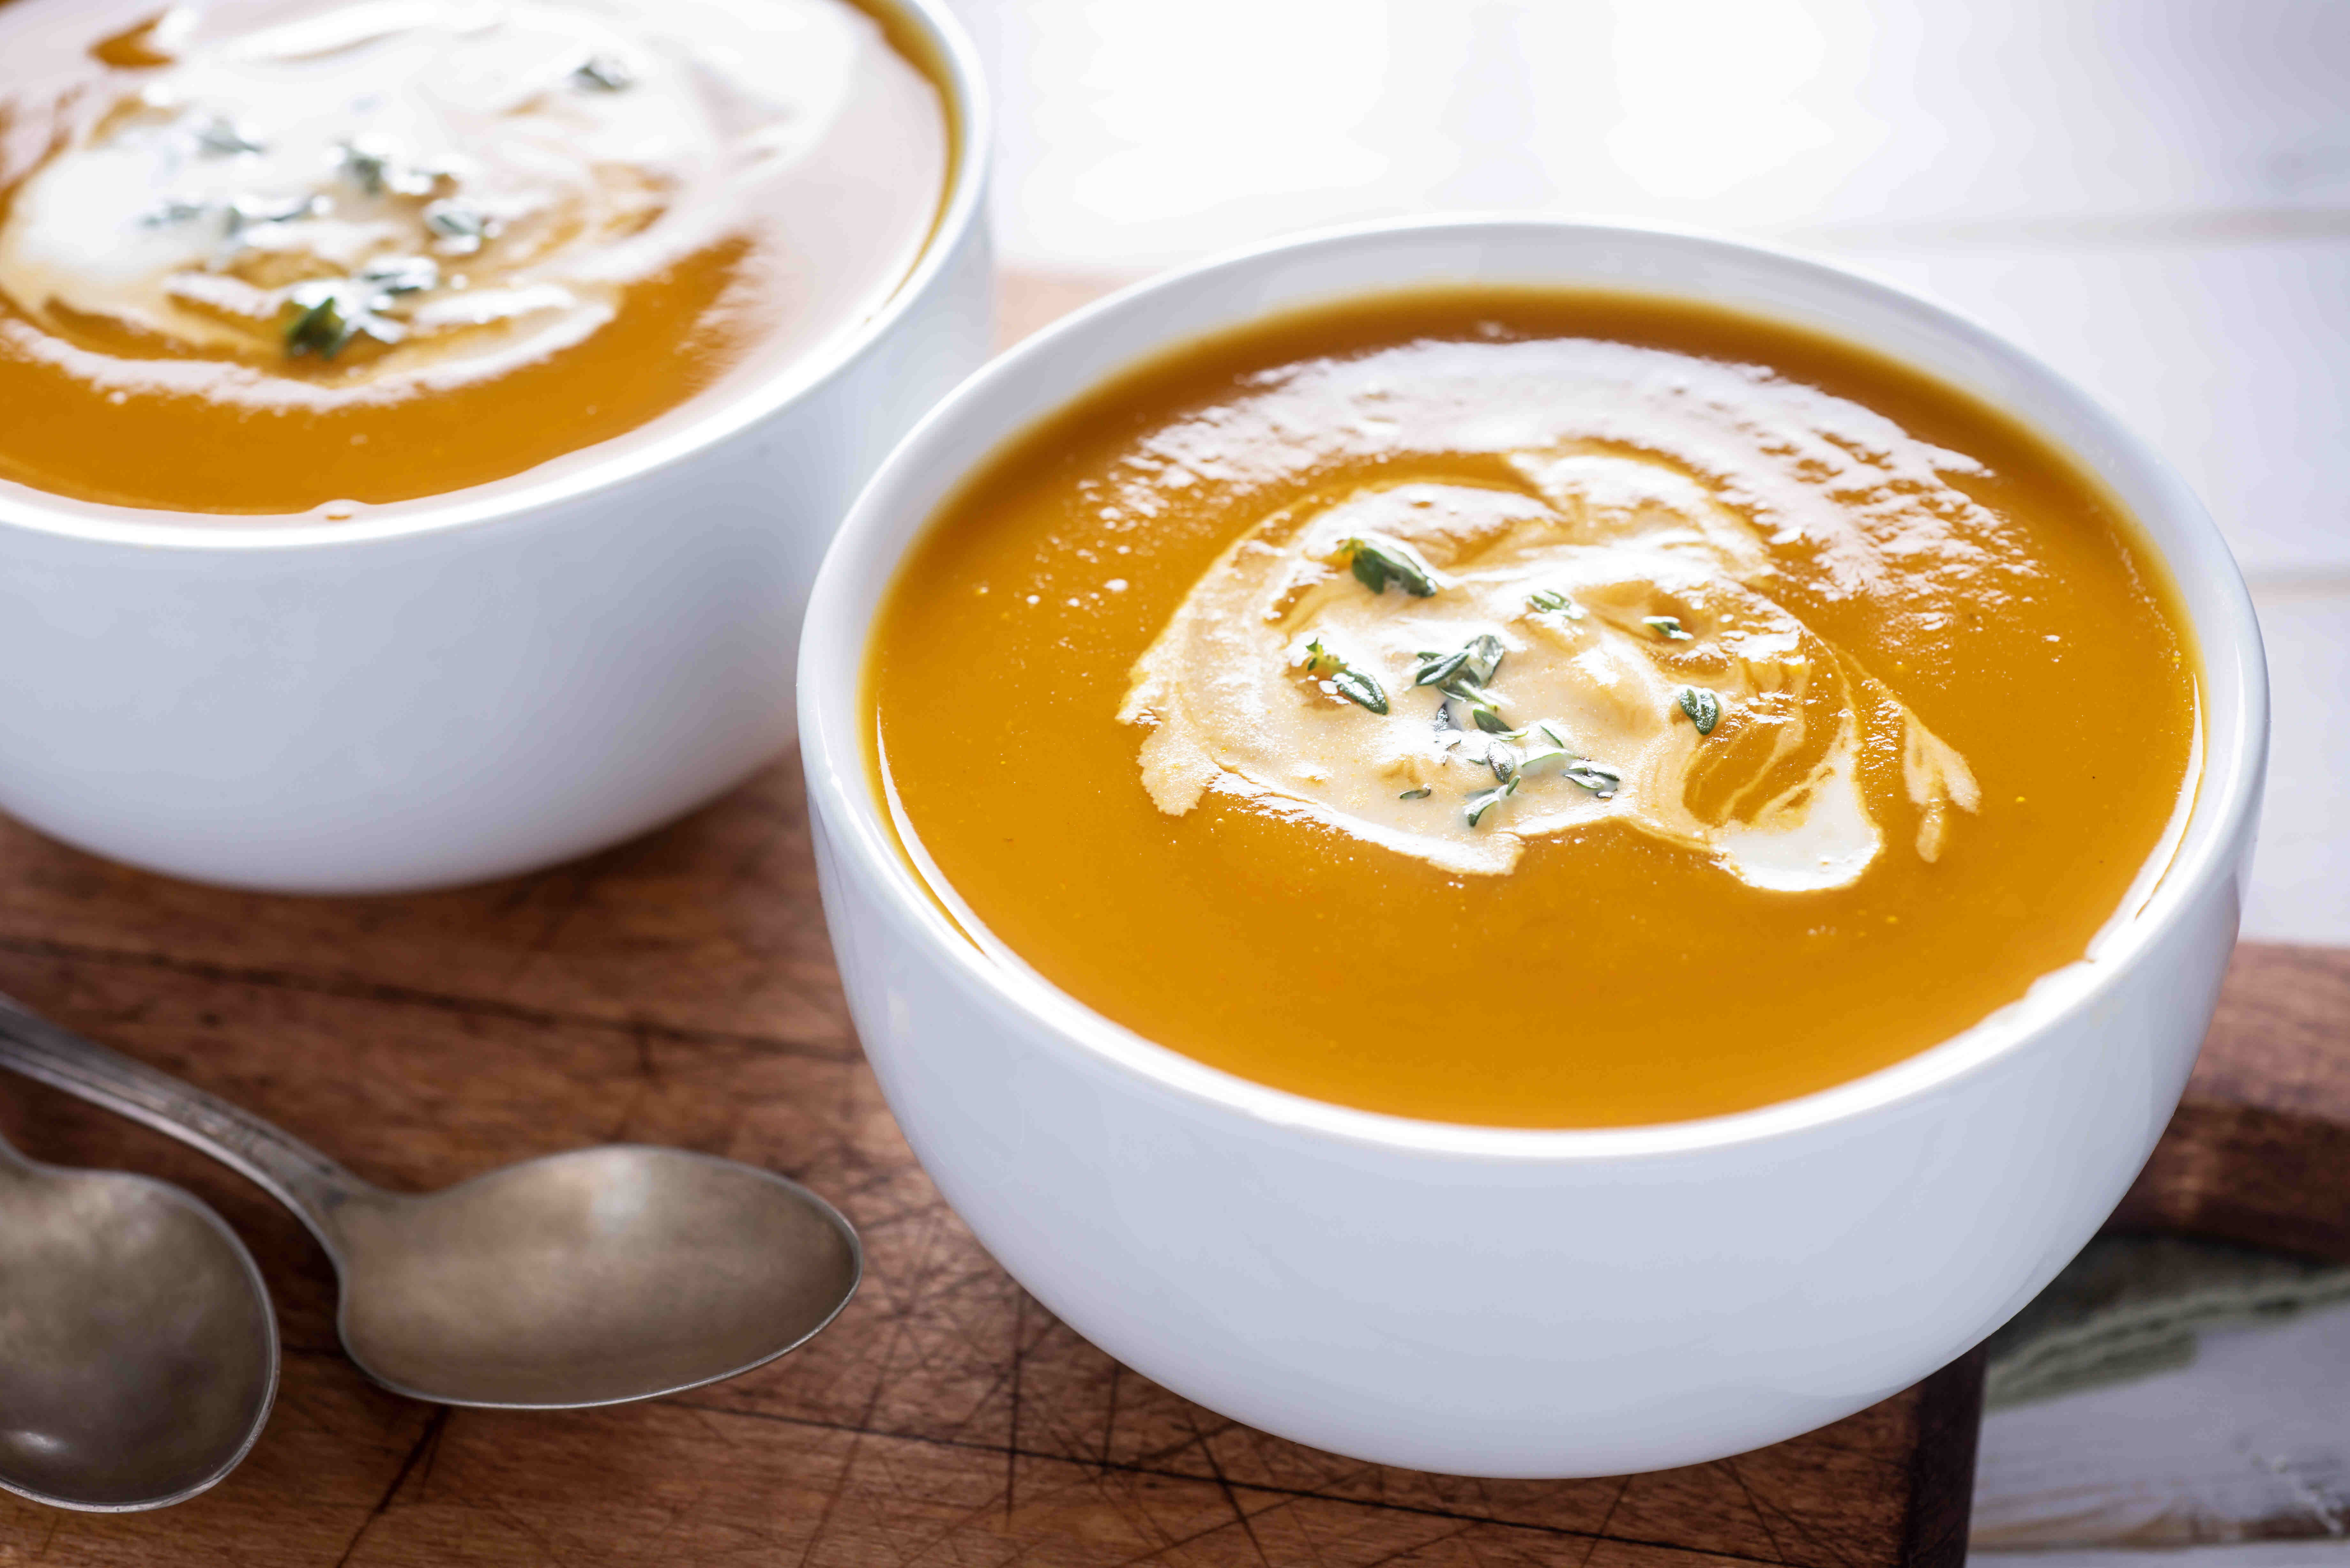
[1983,1236,2350,1410]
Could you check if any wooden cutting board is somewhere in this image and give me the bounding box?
[0,272,2338,1568]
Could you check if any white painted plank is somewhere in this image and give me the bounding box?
[955,0,2350,268]
[2241,588,2350,945]
[1810,241,2350,580]
[1974,1301,2350,1548]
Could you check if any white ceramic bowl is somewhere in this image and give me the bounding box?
[801,218,2269,1477]
[0,0,990,895]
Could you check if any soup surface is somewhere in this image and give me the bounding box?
[870,288,2198,1128]
[0,0,948,520]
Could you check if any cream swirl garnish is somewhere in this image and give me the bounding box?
[1121,463,1980,889]
[0,0,877,394]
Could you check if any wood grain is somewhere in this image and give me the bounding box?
[0,269,2333,1566]
[2114,942,2350,1263]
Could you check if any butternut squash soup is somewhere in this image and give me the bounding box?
[0,0,949,520]
[868,289,2200,1128]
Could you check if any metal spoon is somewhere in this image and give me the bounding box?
[0,994,860,1409]
[0,1131,276,1511]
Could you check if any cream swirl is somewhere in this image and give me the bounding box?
[1115,337,1993,888]
[0,0,916,397]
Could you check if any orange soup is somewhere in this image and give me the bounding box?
[0,0,949,521]
[868,288,2200,1128]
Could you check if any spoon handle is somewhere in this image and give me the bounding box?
[0,992,364,1248]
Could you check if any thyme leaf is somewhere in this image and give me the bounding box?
[573,54,636,91]
[1416,635,1511,730]
[1299,637,1388,714]
[338,137,395,195]
[283,280,405,360]
[359,254,438,294]
[1677,686,1723,735]
[1331,667,1389,715]
[1412,648,1469,687]
[1341,534,1441,598]
[193,114,265,158]
[1464,775,1520,827]
[1527,588,1583,619]
[1561,761,1623,798]
[1486,741,1521,787]
[138,196,210,229]
[1514,720,1580,773]
[1461,633,1505,685]
[1399,786,1432,800]
[340,137,443,199]
[423,198,491,254]
[227,193,322,236]
[1441,677,1505,733]
[284,289,357,360]
[1643,614,1693,641]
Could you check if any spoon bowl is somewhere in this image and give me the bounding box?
[335,1146,860,1407]
[0,996,859,1412]
[0,1137,276,1511]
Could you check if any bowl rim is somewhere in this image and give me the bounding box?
[0,0,992,556]
[802,213,2270,1164]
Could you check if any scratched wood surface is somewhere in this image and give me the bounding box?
[0,270,2334,1568]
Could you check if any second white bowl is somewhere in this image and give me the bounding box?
[0,0,991,894]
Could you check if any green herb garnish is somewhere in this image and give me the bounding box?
[1413,639,1501,689]
[1342,534,1441,598]
[1503,719,1571,768]
[1434,665,1510,732]
[338,138,395,195]
[1464,775,1519,827]
[226,193,318,236]
[193,115,265,159]
[1416,635,1511,731]
[1331,668,1389,715]
[1399,786,1432,800]
[423,199,489,254]
[1497,721,1581,775]
[138,197,210,229]
[282,281,403,361]
[1412,648,1469,687]
[360,255,438,295]
[338,137,442,199]
[1527,588,1583,619]
[572,54,635,91]
[1677,686,1723,735]
[1299,637,1388,715]
[1485,740,1521,787]
[1561,761,1623,798]
[283,289,357,359]
[1643,615,1693,642]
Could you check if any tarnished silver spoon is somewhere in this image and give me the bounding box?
[0,1131,276,1511]
[0,994,860,1410]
